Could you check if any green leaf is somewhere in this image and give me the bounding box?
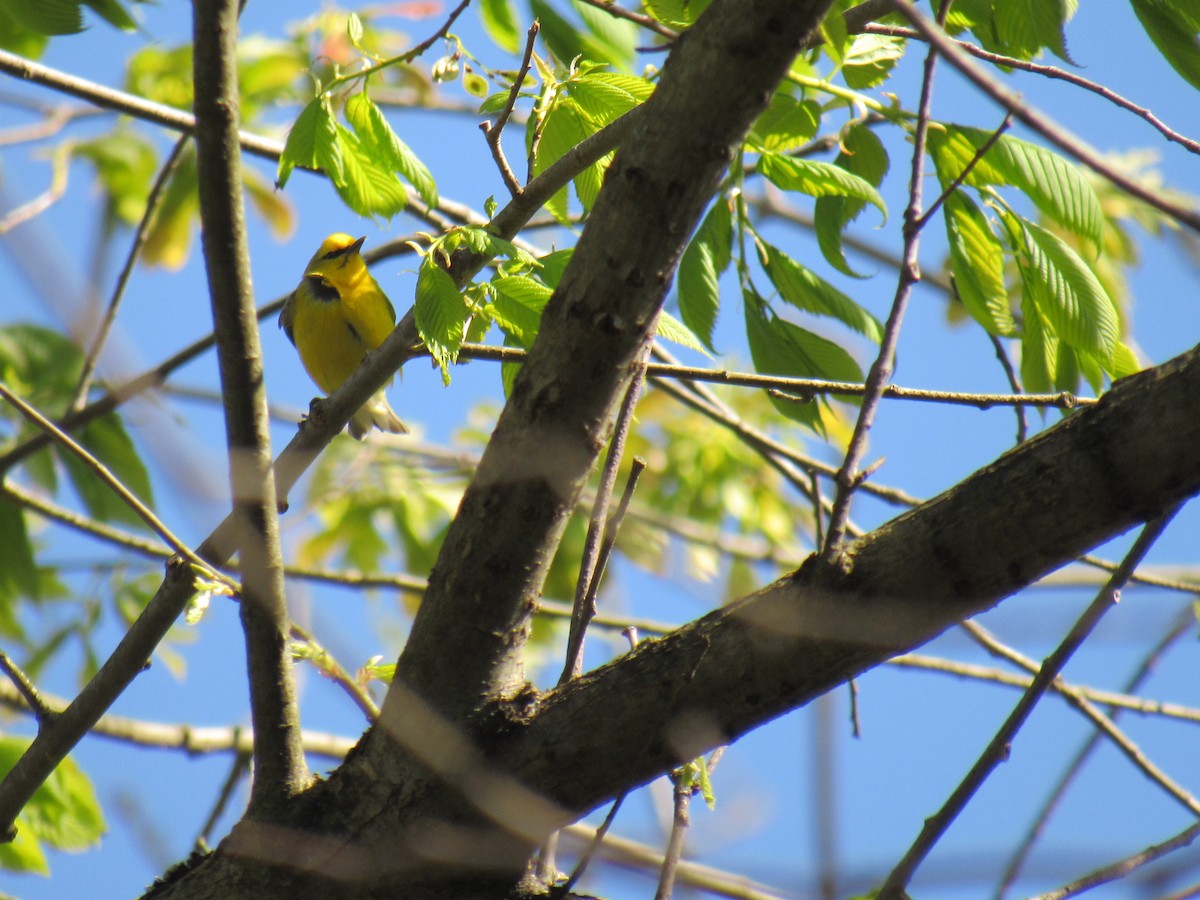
[1131,0,1200,91]
[277,98,336,189]
[677,199,731,351]
[1019,290,1057,394]
[748,93,820,152]
[744,293,863,432]
[415,262,467,384]
[942,191,1014,335]
[814,123,890,277]
[762,243,883,342]
[73,129,159,226]
[759,152,887,220]
[501,331,524,398]
[572,0,637,71]
[534,97,597,218]
[328,124,407,218]
[345,93,437,208]
[929,126,1103,255]
[492,275,552,346]
[479,0,521,53]
[537,249,575,288]
[0,816,49,874]
[995,0,1071,60]
[82,0,138,31]
[566,71,652,125]
[655,311,709,355]
[6,0,83,36]
[58,412,155,529]
[1014,218,1118,364]
[843,33,906,89]
[0,4,50,57]
[0,496,38,613]
[0,736,104,870]
[643,0,711,28]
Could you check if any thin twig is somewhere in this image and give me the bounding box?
[994,606,1197,898]
[72,135,191,411]
[877,508,1180,899]
[564,794,628,892]
[576,0,679,41]
[888,0,1200,233]
[0,653,53,723]
[193,749,250,851]
[560,345,652,684]
[864,23,1200,157]
[915,111,1013,230]
[289,626,380,721]
[1028,820,1200,900]
[0,383,236,589]
[0,678,353,759]
[962,620,1200,816]
[0,143,69,234]
[655,770,693,900]
[481,22,539,198]
[986,331,1027,443]
[822,0,951,559]
[457,342,1094,408]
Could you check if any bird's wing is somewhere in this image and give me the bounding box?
[279,290,296,345]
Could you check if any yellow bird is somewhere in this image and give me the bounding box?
[279,233,408,440]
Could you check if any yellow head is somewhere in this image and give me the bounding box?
[305,233,369,291]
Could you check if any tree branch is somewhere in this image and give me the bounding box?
[498,341,1200,822]
[192,0,306,811]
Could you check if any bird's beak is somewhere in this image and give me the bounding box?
[351,236,367,255]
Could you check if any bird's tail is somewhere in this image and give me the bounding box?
[349,391,408,440]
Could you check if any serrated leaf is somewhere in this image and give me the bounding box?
[759,152,887,220]
[415,262,467,384]
[1131,0,1200,91]
[930,126,1103,255]
[82,0,138,31]
[744,294,863,432]
[748,94,820,153]
[643,0,711,28]
[0,496,38,611]
[6,0,83,36]
[479,0,521,53]
[677,200,731,351]
[814,124,889,278]
[843,33,906,89]
[345,93,437,208]
[567,73,649,125]
[995,0,1070,60]
[327,124,407,218]
[58,412,155,529]
[762,243,882,342]
[492,275,552,345]
[277,98,336,189]
[655,311,709,355]
[1015,218,1118,363]
[530,0,589,66]
[943,191,1014,335]
[538,249,575,288]
[534,97,597,218]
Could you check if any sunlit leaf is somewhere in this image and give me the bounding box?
[942,191,1015,335]
[415,262,467,384]
[814,124,889,277]
[762,242,883,342]
[759,152,887,220]
[1131,0,1200,91]
[479,0,521,53]
[677,199,731,351]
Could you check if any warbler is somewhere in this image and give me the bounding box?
[279,233,408,439]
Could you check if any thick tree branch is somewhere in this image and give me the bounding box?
[375,0,837,728]
[192,0,307,811]
[499,342,1200,818]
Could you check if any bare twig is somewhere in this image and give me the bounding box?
[72,135,191,411]
[888,0,1200,233]
[0,143,68,233]
[877,508,1180,899]
[194,750,251,851]
[560,342,652,684]
[962,620,1200,816]
[864,23,1200,157]
[655,772,693,900]
[822,0,951,558]
[0,383,235,589]
[0,653,53,723]
[192,0,307,810]
[915,112,1013,230]
[995,606,1197,898]
[481,22,540,197]
[1028,820,1200,900]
